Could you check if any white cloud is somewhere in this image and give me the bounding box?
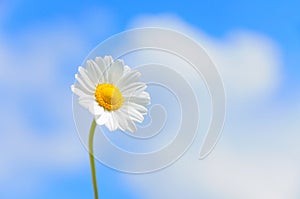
[0,26,86,194]
[1,8,298,199]
[0,5,115,196]
[124,14,300,199]
[127,140,300,199]
[126,100,300,199]
[129,14,282,102]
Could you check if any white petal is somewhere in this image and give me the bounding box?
[127,119,137,132]
[124,65,131,73]
[114,110,128,131]
[119,109,138,132]
[76,84,93,95]
[75,74,94,92]
[87,60,106,83]
[125,102,148,114]
[95,57,107,81]
[86,60,99,84]
[89,102,104,115]
[140,91,150,99]
[125,91,150,106]
[78,97,94,109]
[86,60,97,76]
[71,84,92,97]
[108,60,124,84]
[117,70,141,89]
[96,111,109,125]
[105,113,118,131]
[78,66,96,86]
[95,57,106,72]
[122,105,144,123]
[103,56,113,66]
[78,100,90,109]
[79,95,95,101]
[121,82,147,95]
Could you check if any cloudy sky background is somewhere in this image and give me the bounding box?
[0,0,299,199]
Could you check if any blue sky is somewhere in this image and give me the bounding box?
[3,0,300,88]
[1,0,300,199]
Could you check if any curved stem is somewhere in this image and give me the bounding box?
[89,119,99,199]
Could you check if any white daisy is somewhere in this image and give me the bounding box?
[71,56,150,132]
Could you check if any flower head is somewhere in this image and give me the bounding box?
[71,56,150,132]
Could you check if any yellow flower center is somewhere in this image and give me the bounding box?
[95,83,124,111]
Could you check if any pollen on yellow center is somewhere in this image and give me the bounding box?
[95,83,124,111]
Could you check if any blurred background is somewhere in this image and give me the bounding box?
[0,0,300,198]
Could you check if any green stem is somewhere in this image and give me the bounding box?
[89,119,99,199]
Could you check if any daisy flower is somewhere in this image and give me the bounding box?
[71,56,150,132]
